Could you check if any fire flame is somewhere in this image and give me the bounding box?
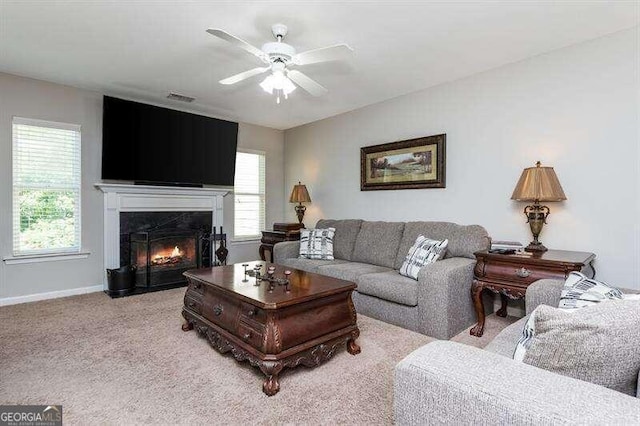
[150,246,184,265]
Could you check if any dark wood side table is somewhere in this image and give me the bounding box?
[470,249,595,337]
[259,223,303,262]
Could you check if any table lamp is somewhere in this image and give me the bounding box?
[289,182,311,226]
[511,161,566,253]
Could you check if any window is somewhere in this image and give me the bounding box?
[234,150,265,240]
[12,117,81,256]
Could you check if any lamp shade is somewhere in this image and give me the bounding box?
[511,161,567,202]
[289,182,311,203]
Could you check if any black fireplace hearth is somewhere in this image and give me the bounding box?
[131,229,205,288]
[106,211,227,298]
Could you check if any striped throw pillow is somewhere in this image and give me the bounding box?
[399,235,448,280]
[299,228,335,260]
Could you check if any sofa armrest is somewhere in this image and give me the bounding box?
[525,279,565,314]
[395,341,640,425]
[415,257,478,339]
[273,241,300,263]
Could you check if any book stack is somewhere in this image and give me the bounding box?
[490,240,524,253]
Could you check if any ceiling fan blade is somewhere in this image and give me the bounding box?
[286,70,328,96]
[219,67,270,85]
[206,28,268,63]
[293,43,353,65]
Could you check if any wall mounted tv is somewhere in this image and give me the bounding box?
[101,96,238,187]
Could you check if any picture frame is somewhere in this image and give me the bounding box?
[360,134,446,191]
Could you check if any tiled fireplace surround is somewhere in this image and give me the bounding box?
[95,183,229,290]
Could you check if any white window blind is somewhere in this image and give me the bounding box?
[12,117,82,256]
[234,151,266,239]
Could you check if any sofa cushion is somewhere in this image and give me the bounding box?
[316,219,363,260]
[279,258,349,274]
[299,227,335,260]
[394,222,489,269]
[356,271,418,307]
[316,262,392,283]
[521,300,640,396]
[352,221,405,268]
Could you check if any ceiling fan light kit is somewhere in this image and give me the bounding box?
[207,23,353,103]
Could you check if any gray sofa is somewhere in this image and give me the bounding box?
[273,219,490,340]
[394,279,640,425]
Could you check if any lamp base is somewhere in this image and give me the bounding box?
[524,241,548,253]
[294,203,306,227]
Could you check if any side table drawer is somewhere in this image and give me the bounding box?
[479,260,569,284]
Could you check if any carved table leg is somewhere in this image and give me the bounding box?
[346,328,361,355]
[181,321,193,332]
[469,280,486,337]
[496,293,509,317]
[259,244,267,262]
[260,361,283,396]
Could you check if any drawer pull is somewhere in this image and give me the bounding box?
[243,332,252,341]
[247,308,257,317]
[515,267,531,278]
[194,282,202,290]
[188,301,196,308]
[213,304,223,316]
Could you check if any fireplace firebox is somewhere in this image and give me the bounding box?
[131,230,207,288]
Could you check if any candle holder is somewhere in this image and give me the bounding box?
[245,265,292,292]
[242,264,249,283]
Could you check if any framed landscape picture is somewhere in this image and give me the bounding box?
[360,134,446,191]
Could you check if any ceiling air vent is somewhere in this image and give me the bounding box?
[167,93,195,103]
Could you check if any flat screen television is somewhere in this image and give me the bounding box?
[101,96,238,187]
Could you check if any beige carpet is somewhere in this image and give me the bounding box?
[0,289,514,425]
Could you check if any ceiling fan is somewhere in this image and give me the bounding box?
[207,24,353,103]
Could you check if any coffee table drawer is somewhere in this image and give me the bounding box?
[201,290,241,333]
[184,294,203,315]
[238,321,264,351]
[186,277,205,295]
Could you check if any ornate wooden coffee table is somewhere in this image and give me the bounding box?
[181,261,360,396]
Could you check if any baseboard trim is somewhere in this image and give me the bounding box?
[0,285,104,307]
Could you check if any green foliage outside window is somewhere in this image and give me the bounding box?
[18,190,77,250]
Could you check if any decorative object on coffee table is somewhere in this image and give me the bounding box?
[511,161,566,253]
[181,262,360,396]
[360,134,446,191]
[289,182,311,225]
[469,249,595,337]
[259,223,302,262]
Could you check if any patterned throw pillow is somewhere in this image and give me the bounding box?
[513,272,625,361]
[558,271,623,308]
[299,228,335,260]
[399,235,448,280]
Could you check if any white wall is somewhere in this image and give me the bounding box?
[284,28,640,289]
[0,72,284,301]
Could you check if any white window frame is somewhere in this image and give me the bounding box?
[11,117,82,257]
[233,149,266,241]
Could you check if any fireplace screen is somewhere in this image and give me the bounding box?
[131,230,203,287]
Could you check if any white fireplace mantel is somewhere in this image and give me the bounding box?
[95,183,230,289]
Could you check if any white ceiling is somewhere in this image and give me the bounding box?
[0,1,637,130]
